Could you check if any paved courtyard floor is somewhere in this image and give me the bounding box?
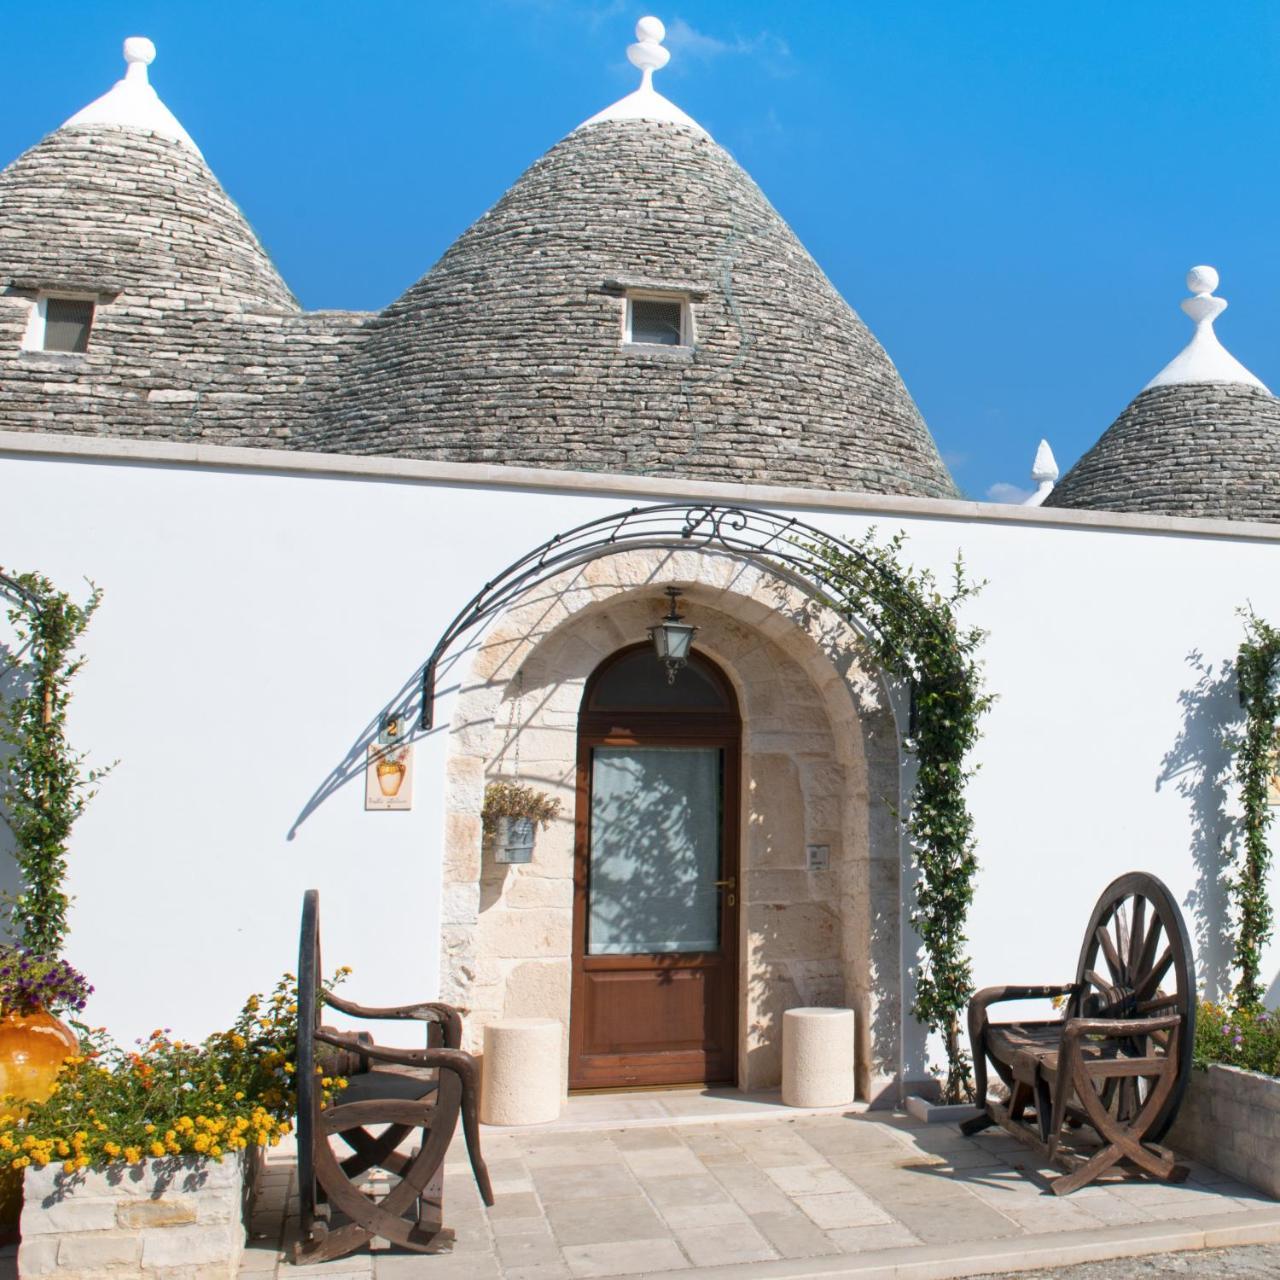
[240,1092,1280,1280]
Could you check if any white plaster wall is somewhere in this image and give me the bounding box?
[2,448,1279,1070]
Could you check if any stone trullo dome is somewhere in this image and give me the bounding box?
[1046,267,1280,523]
[0,39,366,447]
[303,20,957,498]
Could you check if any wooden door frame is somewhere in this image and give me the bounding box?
[569,648,742,1091]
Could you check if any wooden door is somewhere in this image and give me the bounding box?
[570,645,740,1090]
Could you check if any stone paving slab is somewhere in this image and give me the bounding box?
[238,1109,1280,1279]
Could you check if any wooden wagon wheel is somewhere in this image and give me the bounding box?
[1071,871,1196,1143]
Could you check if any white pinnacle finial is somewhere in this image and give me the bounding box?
[1144,265,1268,393]
[628,17,671,88]
[61,35,200,154]
[123,36,156,80]
[1024,439,1059,506]
[576,14,708,137]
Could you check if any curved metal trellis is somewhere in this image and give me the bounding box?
[420,502,945,729]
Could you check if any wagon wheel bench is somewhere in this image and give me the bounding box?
[293,890,494,1264]
[962,872,1197,1195]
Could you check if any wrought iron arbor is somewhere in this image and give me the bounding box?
[420,502,938,729]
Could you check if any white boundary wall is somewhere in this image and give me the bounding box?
[2,432,1278,1079]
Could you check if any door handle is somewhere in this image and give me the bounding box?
[714,877,736,890]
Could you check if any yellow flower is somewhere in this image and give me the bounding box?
[123,1147,142,1165]
[143,1124,155,1134]
[149,1142,165,1159]
[233,1091,245,1101]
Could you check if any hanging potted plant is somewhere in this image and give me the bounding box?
[482,781,562,864]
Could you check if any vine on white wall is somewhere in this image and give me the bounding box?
[1231,607,1280,1013]
[806,531,992,1104]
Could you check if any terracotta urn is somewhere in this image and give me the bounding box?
[0,1007,77,1228]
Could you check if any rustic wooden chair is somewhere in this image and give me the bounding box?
[293,890,494,1264]
[961,871,1196,1195]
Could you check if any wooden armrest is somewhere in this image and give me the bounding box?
[323,991,463,1022]
[314,1029,478,1076]
[970,984,1077,1018]
[1063,1015,1180,1042]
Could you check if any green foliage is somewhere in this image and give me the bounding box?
[805,531,993,1103]
[483,780,562,831]
[1231,608,1280,1013]
[0,572,111,958]
[13,966,351,1171]
[1194,998,1280,1078]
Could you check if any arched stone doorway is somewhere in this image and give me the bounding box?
[439,547,905,1103]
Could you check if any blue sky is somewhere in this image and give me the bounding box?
[5,2,1279,501]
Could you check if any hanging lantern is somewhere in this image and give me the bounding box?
[649,587,697,683]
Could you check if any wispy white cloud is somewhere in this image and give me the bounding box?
[985,481,1032,505]
[664,18,792,76]
[582,0,626,32]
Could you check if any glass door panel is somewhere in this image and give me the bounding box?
[587,746,722,956]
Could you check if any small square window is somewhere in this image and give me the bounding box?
[43,299,95,353]
[626,295,689,348]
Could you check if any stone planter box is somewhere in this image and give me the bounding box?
[18,1149,258,1279]
[1167,1063,1280,1197]
[904,1093,982,1125]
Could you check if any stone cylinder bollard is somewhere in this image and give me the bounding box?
[782,1006,855,1107]
[480,1018,561,1126]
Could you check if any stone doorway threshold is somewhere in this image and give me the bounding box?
[486,1086,868,1134]
[241,1106,1280,1279]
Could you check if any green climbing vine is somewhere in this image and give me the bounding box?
[0,571,111,957]
[1231,607,1280,1013]
[806,531,993,1104]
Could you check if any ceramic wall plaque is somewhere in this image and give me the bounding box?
[366,741,413,810]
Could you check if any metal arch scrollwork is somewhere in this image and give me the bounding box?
[419,502,941,730]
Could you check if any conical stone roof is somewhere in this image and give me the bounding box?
[0,40,369,449]
[1045,383,1280,522]
[1046,268,1280,522]
[304,113,957,498]
[0,125,295,313]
